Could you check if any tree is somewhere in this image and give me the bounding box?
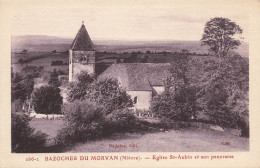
[11,73,34,102]
[141,55,148,63]
[67,71,94,102]
[181,49,189,55]
[11,112,47,152]
[201,17,243,58]
[18,58,24,64]
[151,55,197,121]
[21,65,43,78]
[86,78,132,114]
[32,86,63,115]
[22,49,28,53]
[48,69,61,87]
[202,54,249,135]
[57,100,105,144]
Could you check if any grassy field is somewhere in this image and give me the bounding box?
[29,118,64,138]
[12,52,69,73]
[68,128,249,153]
[29,118,249,153]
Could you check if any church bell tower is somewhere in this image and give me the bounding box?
[69,21,95,82]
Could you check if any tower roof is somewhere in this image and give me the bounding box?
[71,22,95,51]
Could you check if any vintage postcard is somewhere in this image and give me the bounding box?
[0,0,260,167]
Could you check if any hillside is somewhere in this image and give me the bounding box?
[11,35,249,57]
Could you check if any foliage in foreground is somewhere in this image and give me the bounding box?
[202,55,249,136]
[151,54,249,137]
[151,55,196,121]
[11,112,47,153]
[57,100,105,144]
[103,108,141,135]
[57,101,143,144]
[67,71,94,102]
[86,78,133,114]
[67,71,132,114]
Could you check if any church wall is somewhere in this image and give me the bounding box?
[127,90,152,110]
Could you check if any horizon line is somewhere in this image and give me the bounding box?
[11,35,249,43]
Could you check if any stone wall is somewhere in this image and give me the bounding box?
[69,50,95,81]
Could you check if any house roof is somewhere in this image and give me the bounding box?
[98,63,170,91]
[71,22,95,51]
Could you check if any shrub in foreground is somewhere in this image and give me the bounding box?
[56,100,105,144]
[103,109,141,135]
[11,112,47,153]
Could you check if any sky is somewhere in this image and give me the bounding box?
[9,0,250,41]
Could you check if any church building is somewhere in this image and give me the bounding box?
[69,22,170,111]
[69,21,95,82]
[98,63,170,110]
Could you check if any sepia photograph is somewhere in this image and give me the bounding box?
[2,0,260,167]
[9,0,250,154]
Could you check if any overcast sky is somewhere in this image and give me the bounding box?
[10,0,249,41]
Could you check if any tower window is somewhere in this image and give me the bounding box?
[134,96,138,104]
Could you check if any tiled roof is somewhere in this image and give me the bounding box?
[98,63,170,91]
[71,23,95,51]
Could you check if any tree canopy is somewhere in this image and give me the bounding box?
[201,17,243,58]
[48,69,61,88]
[11,73,34,102]
[32,85,63,115]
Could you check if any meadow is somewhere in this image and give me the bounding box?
[11,52,69,73]
[29,118,249,153]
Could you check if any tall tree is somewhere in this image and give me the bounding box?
[86,78,132,114]
[48,69,61,87]
[67,71,94,102]
[11,73,34,102]
[32,86,63,115]
[201,17,243,58]
[151,56,197,121]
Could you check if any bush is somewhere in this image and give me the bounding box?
[11,112,47,153]
[51,60,63,66]
[18,58,24,64]
[103,109,140,135]
[11,100,24,113]
[68,75,132,114]
[151,86,196,121]
[21,65,43,78]
[87,78,133,114]
[56,100,105,144]
[67,71,94,102]
[32,85,63,115]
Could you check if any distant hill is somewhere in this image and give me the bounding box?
[11,35,249,57]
